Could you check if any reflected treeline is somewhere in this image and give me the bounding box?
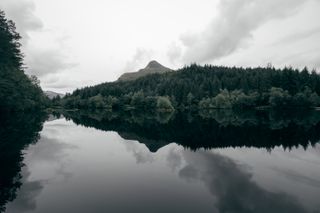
[62,109,320,152]
[0,111,46,212]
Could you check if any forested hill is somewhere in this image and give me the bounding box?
[0,10,47,111]
[61,63,320,110]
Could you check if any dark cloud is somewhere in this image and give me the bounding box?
[178,150,308,213]
[171,0,308,64]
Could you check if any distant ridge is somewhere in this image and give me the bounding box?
[45,91,65,99]
[118,60,172,81]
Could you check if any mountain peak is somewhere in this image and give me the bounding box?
[118,60,172,81]
[145,60,163,69]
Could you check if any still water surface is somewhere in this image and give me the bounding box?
[2,111,320,212]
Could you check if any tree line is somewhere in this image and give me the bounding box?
[62,109,320,151]
[0,10,48,111]
[60,63,320,110]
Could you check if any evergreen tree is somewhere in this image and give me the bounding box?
[0,10,47,111]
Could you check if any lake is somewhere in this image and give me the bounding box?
[1,110,320,213]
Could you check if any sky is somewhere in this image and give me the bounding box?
[1,0,320,93]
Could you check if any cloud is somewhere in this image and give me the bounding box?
[0,0,75,79]
[41,76,82,91]
[172,0,307,64]
[4,167,44,213]
[167,42,183,64]
[272,166,320,188]
[0,0,42,43]
[123,48,154,73]
[124,140,155,164]
[274,47,320,70]
[178,149,308,213]
[272,26,320,47]
[25,48,76,77]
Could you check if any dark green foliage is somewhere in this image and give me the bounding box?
[0,66,48,110]
[0,11,23,68]
[0,10,47,111]
[63,109,320,151]
[62,63,320,110]
[269,87,291,107]
[156,96,174,111]
[131,90,145,109]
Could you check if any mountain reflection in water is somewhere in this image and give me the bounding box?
[63,109,320,151]
[1,110,320,212]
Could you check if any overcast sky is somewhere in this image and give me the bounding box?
[1,0,320,93]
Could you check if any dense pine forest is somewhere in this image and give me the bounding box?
[61,63,320,111]
[0,10,47,111]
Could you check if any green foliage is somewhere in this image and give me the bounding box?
[88,94,105,108]
[198,90,259,109]
[63,109,320,151]
[269,87,291,107]
[212,89,232,108]
[0,10,47,111]
[291,86,320,107]
[61,53,320,110]
[131,90,145,109]
[0,66,48,110]
[232,91,259,109]
[0,10,23,68]
[156,96,174,111]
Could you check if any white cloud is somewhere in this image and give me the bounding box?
[174,0,308,64]
[0,0,42,42]
[0,0,75,84]
[123,48,155,73]
[2,0,320,92]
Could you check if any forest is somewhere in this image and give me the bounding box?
[60,63,320,111]
[62,109,320,151]
[0,10,48,111]
[2,7,320,112]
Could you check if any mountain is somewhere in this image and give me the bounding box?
[118,60,172,81]
[45,91,65,99]
[62,64,320,110]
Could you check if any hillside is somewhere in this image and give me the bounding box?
[62,63,320,110]
[118,60,172,81]
[45,91,65,99]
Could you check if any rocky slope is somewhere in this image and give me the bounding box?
[118,60,172,81]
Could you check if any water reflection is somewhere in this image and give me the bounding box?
[0,111,46,212]
[1,110,320,212]
[63,109,320,151]
[177,149,307,213]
